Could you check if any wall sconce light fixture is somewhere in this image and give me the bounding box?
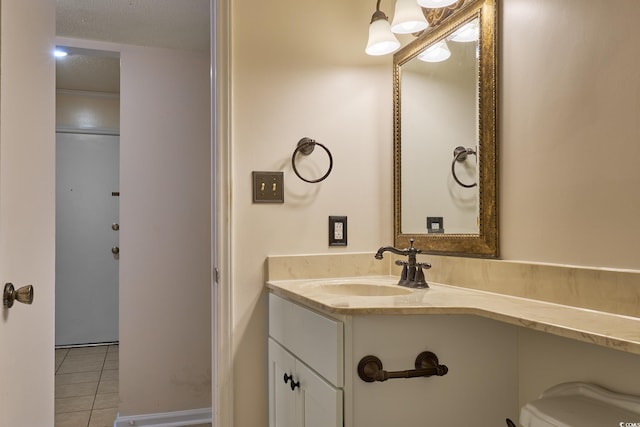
[449,19,479,42]
[391,0,428,34]
[417,39,451,62]
[366,0,401,56]
[366,0,476,57]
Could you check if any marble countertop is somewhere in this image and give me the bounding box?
[266,276,640,355]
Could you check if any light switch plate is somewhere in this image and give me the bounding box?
[252,171,284,203]
[329,216,347,246]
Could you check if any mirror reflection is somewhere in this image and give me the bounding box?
[393,0,497,257]
[400,19,479,235]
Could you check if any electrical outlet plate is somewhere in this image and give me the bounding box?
[329,216,347,246]
[427,216,444,234]
[252,171,284,203]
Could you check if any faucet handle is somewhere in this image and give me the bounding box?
[417,262,431,270]
[408,238,422,254]
[413,265,429,288]
[394,260,409,286]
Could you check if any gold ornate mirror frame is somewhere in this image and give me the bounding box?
[393,0,497,257]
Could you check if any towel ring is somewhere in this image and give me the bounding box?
[291,137,333,183]
[451,146,477,188]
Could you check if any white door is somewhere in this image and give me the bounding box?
[269,338,298,427]
[0,0,56,426]
[268,339,343,427]
[297,360,343,427]
[56,133,119,346]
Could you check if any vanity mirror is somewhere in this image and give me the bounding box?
[393,0,497,257]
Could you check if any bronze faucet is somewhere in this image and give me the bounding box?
[375,239,431,288]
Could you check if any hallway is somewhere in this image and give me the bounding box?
[54,345,119,427]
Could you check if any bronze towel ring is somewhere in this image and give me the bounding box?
[291,137,333,183]
[451,146,477,188]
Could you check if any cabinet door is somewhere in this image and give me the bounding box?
[296,359,343,427]
[269,338,297,427]
[269,338,343,427]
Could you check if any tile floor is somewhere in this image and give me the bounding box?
[55,345,119,427]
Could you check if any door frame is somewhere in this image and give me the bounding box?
[57,5,234,421]
[211,0,233,425]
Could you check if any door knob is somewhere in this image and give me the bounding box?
[111,246,120,255]
[112,223,120,231]
[3,283,34,308]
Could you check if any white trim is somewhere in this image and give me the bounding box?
[55,36,124,54]
[54,342,118,349]
[56,127,120,136]
[114,408,212,427]
[56,45,120,58]
[212,0,233,426]
[57,89,120,99]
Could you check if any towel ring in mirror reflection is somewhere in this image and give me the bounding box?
[451,146,477,188]
[291,137,333,183]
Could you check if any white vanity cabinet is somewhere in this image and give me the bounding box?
[268,294,344,427]
[268,339,343,427]
[268,293,520,427]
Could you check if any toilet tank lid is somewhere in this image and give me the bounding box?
[520,382,640,427]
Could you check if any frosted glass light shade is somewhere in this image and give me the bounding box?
[391,0,428,34]
[417,0,458,8]
[366,18,401,56]
[450,20,479,42]
[418,40,451,62]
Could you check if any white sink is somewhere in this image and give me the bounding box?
[317,283,412,297]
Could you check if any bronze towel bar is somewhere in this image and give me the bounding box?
[357,351,448,383]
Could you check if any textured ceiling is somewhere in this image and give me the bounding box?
[56,0,210,93]
[56,0,210,52]
[56,48,121,93]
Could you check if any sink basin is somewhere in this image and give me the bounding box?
[317,283,412,297]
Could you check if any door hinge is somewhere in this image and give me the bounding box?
[214,267,220,284]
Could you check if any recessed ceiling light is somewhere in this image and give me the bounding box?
[54,49,68,58]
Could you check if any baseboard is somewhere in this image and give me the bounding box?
[114,407,212,427]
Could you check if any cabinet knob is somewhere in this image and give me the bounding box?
[283,373,300,391]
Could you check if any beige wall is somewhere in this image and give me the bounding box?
[518,328,640,409]
[500,0,640,269]
[119,45,211,416]
[56,90,120,133]
[230,0,640,424]
[231,0,393,424]
[501,0,640,409]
